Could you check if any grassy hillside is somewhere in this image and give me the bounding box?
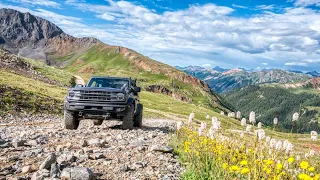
[60,44,232,111]
[223,85,320,133]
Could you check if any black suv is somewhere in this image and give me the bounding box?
[63,76,143,130]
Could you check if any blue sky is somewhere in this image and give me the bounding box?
[1,0,320,71]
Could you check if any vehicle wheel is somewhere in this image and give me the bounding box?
[134,104,143,128]
[122,104,134,130]
[93,120,103,125]
[64,110,79,130]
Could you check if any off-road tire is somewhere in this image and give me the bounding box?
[64,110,79,130]
[134,104,143,128]
[122,104,134,130]
[93,120,103,125]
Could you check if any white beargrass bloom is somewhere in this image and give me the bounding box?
[256,129,265,140]
[270,139,276,148]
[275,141,282,150]
[198,127,204,136]
[212,117,218,125]
[240,132,244,138]
[310,149,316,156]
[296,155,301,161]
[266,136,271,143]
[311,131,318,141]
[201,122,207,130]
[206,115,210,120]
[246,125,252,132]
[236,111,241,119]
[176,121,183,131]
[257,122,262,129]
[188,113,195,124]
[212,121,221,130]
[231,112,235,118]
[292,112,299,121]
[273,118,278,125]
[208,127,215,139]
[241,118,246,127]
[220,111,225,115]
[249,111,256,124]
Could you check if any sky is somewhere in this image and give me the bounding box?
[1,0,320,71]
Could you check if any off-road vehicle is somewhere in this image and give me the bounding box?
[63,76,143,130]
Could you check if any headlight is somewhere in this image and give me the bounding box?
[68,91,75,97]
[116,93,125,100]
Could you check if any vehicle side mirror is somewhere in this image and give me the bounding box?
[76,84,85,87]
[133,87,141,92]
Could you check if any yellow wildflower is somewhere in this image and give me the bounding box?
[288,157,295,163]
[276,164,283,171]
[240,168,250,174]
[229,165,240,172]
[308,166,315,172]
[300,161,309,170]
[240,160,248,166]
[222,163,228,169]
[298,173,311,180]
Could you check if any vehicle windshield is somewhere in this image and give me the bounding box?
[87,78,129,89]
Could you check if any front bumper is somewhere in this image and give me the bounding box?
[64,100,128,115]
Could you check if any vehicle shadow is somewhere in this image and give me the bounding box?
[108,124,173,134]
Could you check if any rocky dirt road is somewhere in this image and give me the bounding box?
[0,116,183,180]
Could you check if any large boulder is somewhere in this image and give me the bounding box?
[60,166,96,180]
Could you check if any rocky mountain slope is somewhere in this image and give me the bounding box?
[180,66,312,93]
[283,77,320,90]
[0,8,231,112]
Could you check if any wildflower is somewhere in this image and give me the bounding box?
[311,131,318,141]
[246,125,252,132]
[298,173,311,180]
[240,168,249,174]
[201,122,207,130]
[188,113,195,124]
[255,129,265,140]
[198,127,204,136]
[300,161,309,169]
[236,111,241,119]
[270,139,276,148]
[309,149,316,156]
[229,165,240,172]
[206,114,210,120]
[265,136,271,142]
[257,122,262,129]
[273,117,278,125]
[276,163,283,170]
[212,121,221,130]
[275,141,282,150]
[212,117,218,125]
[292,112,299,121]
[285,141,293,153]
[222,163,228,169]
[240,160,248,166]
[220,111,225,115]
[249,111,256,124]
[176,121,183,131]
[296,155,300,161]
[241,118,246,127]
[240,132,244,138]
[308,167,315,172]
[288,157,295,163]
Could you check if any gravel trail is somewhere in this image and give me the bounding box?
[0,116,183,180]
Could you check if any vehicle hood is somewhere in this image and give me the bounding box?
[70,87,126,93]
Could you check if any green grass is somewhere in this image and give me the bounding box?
[24,58,74,86]
[0,70,66,101]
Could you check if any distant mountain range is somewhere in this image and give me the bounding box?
[178,66,318,93]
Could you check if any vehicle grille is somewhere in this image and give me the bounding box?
[77,90,123,102]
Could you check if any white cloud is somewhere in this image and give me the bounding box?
[294,0,320,7]
[255,5,276,10]
[201,64,211,67]
[261,63,268,65]
[232,4,249,9]
[9,0,60,8]
[285,62,308,66]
